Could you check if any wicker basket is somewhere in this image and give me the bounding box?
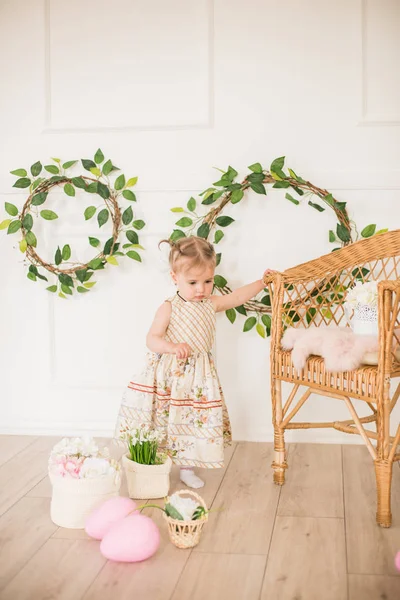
[49,471,121,529]
[122,454,172,499]
[164,489,208,549]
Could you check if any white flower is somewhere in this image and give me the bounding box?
[129,433,139,445]
[51,438,75,456]
[168,493,200,521]
[50,437,103,459]
[345,281,378,309]
[98,446,110,459]
[78,437,100,457]
[145,428,164,444]
[119,423,164,446]
[79,457,117,479]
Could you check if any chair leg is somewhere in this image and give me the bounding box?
[273,429,287,485]
[375,370,393,527]
[374,459,392,528]
[271,377,287,485]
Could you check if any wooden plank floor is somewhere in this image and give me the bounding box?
[0,437,399,600]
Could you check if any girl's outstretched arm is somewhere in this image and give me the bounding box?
[211,269,274,313]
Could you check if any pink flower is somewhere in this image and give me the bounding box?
[48,438,119,480]
[64,457,84,478]
[55,461,67,477]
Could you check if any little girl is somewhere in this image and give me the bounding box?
[115,236,272,489]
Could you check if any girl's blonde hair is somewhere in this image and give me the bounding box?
[160,235,216,272]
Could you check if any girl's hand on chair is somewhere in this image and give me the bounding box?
[263,269,276,280]
[174,343,192,359]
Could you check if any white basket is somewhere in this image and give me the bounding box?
[122,454,172,499]
[49,471,121,529]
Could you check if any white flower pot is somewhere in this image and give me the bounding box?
[351,304,378,336]
[49,471,121,529]
[122,454,172,499]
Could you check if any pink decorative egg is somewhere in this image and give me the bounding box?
[100,514,160,562]
[395,551,400,572]
[85,496,137,540]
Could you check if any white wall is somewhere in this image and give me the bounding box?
[1,0,399,442]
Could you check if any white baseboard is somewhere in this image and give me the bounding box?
[0,420,366,445]
[0,421,114,438]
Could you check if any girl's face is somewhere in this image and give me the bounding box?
[171,262,215,302]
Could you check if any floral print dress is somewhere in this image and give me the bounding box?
[114,293,232,468]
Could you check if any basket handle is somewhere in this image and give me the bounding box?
[170,489,208,511]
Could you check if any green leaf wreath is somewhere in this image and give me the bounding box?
[1,149,145,298]
[168,157,387,337]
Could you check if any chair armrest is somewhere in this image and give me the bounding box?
[377,280,400,372]
[379,279,400,293]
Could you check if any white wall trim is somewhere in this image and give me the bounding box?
[0,420,367,445]
[358,0,400,127]
[42,0,215,133]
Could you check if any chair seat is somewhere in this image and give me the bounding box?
[273,350,389,402]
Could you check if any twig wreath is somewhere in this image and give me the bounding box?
[1,149,145,298]
[168,157,386,338]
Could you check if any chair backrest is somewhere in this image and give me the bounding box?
[277,229,400,330]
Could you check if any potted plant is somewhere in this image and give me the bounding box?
[119,424,172,499]
[344,280,378,336]
[48,437,121,529]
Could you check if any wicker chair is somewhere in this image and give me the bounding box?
[264,229,400,527]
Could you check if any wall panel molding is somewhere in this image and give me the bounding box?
[43,0,215,133]
[359,0,400,126]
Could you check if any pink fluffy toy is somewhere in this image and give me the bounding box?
[281,327,378,372]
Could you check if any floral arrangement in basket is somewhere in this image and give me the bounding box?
[164,491,207,521]
[48,437,121,529]
[49,437,121,479]
[119,424,172,499]
[344,281,378,336]
[344,280,378,310]
[143,490,209,549]
[119,423,167,465]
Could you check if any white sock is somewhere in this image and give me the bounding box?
[179,468,204,489]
